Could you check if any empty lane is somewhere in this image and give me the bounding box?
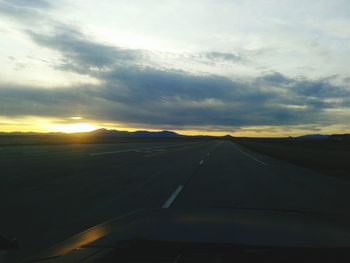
[2,139,350,262]
[1,140,217,262]
[174,140,350,216]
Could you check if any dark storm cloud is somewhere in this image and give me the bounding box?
[292,78,350,99]
[1,69,345,128]
[258,72,290,85]
[100,66,235,102]
[0,84,97,117]
[2,23,350,130]
[27,27,143,72]
[259,72,350,104]
[186,51,245,66]
[204,52,243,62]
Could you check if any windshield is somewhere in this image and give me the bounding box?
[1,1,350,262]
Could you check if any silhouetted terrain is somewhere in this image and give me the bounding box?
[235,136,350,179]
[1,129,350,180]
[0,129,224,146]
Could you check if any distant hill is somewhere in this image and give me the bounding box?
[296,134,329,140]
[87,128,183,138]
[131,130,182,138]
[3,129,348,141]
[295,133,350,141]
[88,128,130,137]
[0,129,207,146]
[329,134,350,141]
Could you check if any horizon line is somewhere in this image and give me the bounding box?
[0,128,346,138]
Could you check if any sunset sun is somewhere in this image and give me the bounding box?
[52,123,98,133]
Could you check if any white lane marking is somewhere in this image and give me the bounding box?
[199,159,204,165]
[162,185,184,208]
[135,150,152,153]
[89,143,194,156]
[174,254,182,263]
[143,143,204,158]
[230,142,267,166]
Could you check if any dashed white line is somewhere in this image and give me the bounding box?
[199,159,204,165]
[230,142,267,166]
[89,143,192,156]
[162,185,184,208]
[135,150,152,153]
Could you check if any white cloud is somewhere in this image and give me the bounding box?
[1,0,350,134]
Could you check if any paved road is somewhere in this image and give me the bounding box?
[1,140,350,262]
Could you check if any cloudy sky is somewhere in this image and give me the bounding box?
[1,0,350,136]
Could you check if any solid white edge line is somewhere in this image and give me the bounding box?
[199,160,204,165]
[162,185,184,208]
[230,142,267,166]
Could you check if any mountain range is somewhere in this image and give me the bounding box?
[0,129,348,140]
[88,128,185,138]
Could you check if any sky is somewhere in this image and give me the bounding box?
[1,0,350,136]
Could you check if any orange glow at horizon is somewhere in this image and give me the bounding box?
[48,123,98,133]
[0,116,348,137]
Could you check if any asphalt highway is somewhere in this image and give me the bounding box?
[1,140,350,262]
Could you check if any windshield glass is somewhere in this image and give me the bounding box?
[1,1,350,262]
